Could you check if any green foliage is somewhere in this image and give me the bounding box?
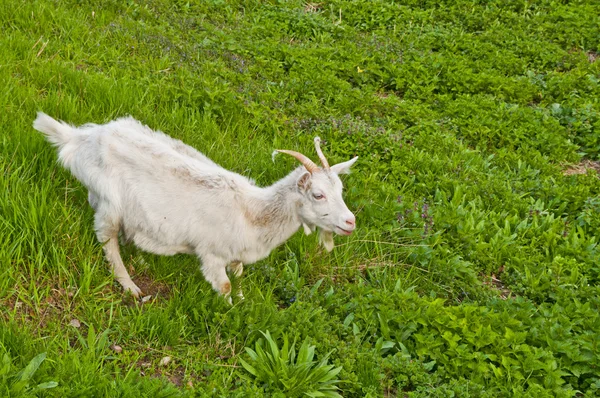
[0,345,57,396]
[549,103,600,160]
[1,0,600,396]
[240,331,342,397]
[322,284,599,396]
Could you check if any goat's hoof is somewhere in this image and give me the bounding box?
[123,283,143,298]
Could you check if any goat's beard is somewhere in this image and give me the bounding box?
[319,230,334,252]
[302,223,334,252]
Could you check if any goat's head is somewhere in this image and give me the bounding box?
[277,137,358,251]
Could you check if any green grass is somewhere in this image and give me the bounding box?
[1,0,600,396]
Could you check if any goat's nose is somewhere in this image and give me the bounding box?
[345,216,356,228]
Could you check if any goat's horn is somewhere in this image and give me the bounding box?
[276,149,319,173]
[313,137,330,170]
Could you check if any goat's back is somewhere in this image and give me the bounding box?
[37,114,257,251]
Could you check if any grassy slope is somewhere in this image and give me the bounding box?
[1,0,599,396]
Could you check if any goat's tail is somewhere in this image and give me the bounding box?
[33,112,75,149]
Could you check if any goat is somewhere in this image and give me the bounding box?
[33,112,358,302]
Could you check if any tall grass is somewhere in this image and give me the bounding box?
[1,0,599,396]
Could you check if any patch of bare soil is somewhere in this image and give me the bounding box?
[133,350,191,388]
[304,2,322,13]
[563,160,600,176]
[133,274,172,300]
[118,273,172,307]
[481,266,512,299]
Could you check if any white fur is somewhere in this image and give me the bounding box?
[33,112,358,300]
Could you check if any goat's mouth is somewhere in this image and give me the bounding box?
[335,226,353,236]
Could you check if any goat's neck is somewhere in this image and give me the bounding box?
[247,168,305,249]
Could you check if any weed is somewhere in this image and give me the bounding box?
[240,331,342,397]
[1,0,600,396]
[0,344,58,396]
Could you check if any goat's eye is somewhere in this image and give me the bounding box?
[313,193,325,200]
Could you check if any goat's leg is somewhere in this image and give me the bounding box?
[88,191,99,211]
[94,211,142,297]
[200,255,232,304]
[227,261,244,300]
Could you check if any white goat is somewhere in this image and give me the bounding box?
[33,112,358,302]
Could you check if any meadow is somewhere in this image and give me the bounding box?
[1,0,600,396]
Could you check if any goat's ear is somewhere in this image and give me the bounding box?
[297,171,312,191]
[330,156,358,175]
